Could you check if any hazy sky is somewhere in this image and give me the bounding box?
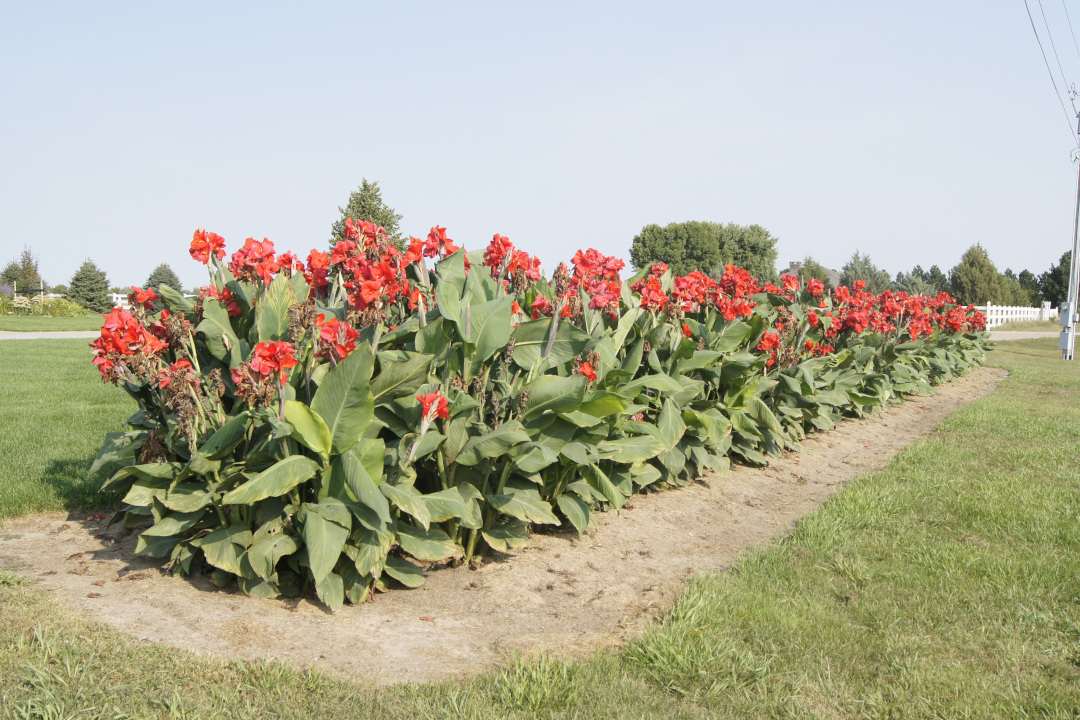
[2,2,1079,291]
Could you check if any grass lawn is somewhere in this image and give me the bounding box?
[0,315,103,332]
[0,339,1078,718]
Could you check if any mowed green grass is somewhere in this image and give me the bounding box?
[995,318,1060,332]
[0,340,135,517]
[0,339,1078,718]
[0,316,103,331]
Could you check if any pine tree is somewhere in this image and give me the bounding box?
[1039,251,1070,306]
[69,259,111,314]
[330,179,404,248]
[949,244,1002,305]
[839,250,891,294]
[144,263,182,312]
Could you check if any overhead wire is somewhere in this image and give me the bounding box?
[1061,0,1080,64]
[1024,0,1080,145]
[1037,0,1079,113]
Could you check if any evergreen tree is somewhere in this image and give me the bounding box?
[924,265,949,293]
[2,247,43,292]
[330,179,404,248]
[144,263,182,312]
[949,244,1002,305]
[69,259,111,313]
[1018,269,1040,299]
[1039,251,1071,306]
[839,250,890,294]
[892,266,935,296]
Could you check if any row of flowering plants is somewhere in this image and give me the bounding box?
[89,222,988,610]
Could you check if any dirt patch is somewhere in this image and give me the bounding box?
[0,366,1006,684]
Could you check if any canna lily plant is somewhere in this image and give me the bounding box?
[90,223,989,610]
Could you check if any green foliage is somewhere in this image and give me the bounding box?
[948,244,1037,306]
[1039,251,1070,306]
[68,260,111,314]
[629,222,723,276]
[2,247,44,292]
[796,256,833,291]
[630,222,779,281]
[90,236,988,613]
[839,251,890,294]
[1000,269,1036,306]
[330,178,404,247]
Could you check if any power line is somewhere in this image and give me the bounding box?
[1024,0,1079,145]
[1062,0,1080,64]
[1037,0,1078,112]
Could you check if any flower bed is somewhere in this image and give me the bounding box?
[90,222,987,609]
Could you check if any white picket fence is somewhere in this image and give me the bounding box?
[975,301,1057,329]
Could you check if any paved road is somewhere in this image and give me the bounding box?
[987,331,1059,341]
[0,331,99,340]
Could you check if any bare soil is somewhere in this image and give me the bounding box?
[0,366,1006,685]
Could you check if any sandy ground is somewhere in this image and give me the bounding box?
[0,366,1006,685]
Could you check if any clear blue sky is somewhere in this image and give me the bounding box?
[2,2,1078,291]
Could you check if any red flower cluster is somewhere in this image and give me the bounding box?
[631,275,668,312]
[482,234,542,284]
[316,315,360,363]
[575,361,598,383]
[190,229,226,264]
[228,237,281,286]
[757,331,781,352]
[158,358,198,389]
[304,250,331,297]
[128,286,159,310]
[90,308,168,381]
[247,341,297,384]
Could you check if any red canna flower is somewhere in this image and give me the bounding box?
[781,273,799,293]
[249,341,298,384]
[190,228,226,264]
[682,322,692,338]
[807,278,824,296]
[128,285,159,310]
[756,331,781,352]
[158,359,198,389]
[575,361,598,383]
[416,391,449,421]
[315,315,360,362]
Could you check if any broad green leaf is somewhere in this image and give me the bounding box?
[620,373,683,396]
[248,531,300,581]
[578,392,631,419]
[311,344,375,454]
[434,250,466,325]
[257,273,297,343]
[582,464,626,508]
[284,400,332,460]
[422,487,469,523]
[139,509,205,538]
[713,321,752,352]
[597,435,666,463]
[161,483,213,513]
[199,524,251,576]
[333,445,390,524]
[353,525,393,577]
[455,421,531,466]
[657,399,686,448]
[121,477,171,508]
[465,295,514,378]
[483,517,531,552]
[90,430,144,475]
[676,350,723,373]
[197,299,241,367]
[299,499,351,581]
[314,570,345,611]
[486,482,560,525]
[370,353,434,402]
[397,523,459,561]
[239,576,279,599]
[157,283,194,314]
[220,456,320,505]
[746,396,783,433]
[557,494,592,534]
[523,375,587,419]
[135,533,183,558]
[511,319,590,370]
[383,555,426,587]
[380,482,432,529]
